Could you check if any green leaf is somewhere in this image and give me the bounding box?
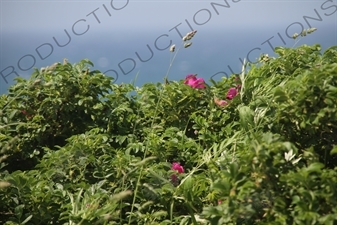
[78,99,84,106]
[238,105,254,131]
[305,162,324,173]
[9,109,18,120]
[130,156,156,167]
[273,86,288,102]
[14,204,24,218]
[21,214,33,224]
[152,210,168,218]
[330,145,337,155]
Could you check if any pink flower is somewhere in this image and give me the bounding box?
[172,162,184,173]
[171,162,184,185]
[21,110,33,119]
[218,200,223,205]
[214,97,228,107]
[184,74,206,89]
[226,87,238,100]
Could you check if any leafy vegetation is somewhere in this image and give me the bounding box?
[1,30,337,224]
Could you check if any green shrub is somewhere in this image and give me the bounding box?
[1,42,337,224]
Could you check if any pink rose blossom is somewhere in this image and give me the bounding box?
[184,74,206,89]
[184,74,196,83]
[171,162,184,185]
[171,162,184,173]
[226,87,238,100]
[214,97,228,107]
[21,110,33,119]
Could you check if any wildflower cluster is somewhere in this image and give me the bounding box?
[292,27,317,39]
[169,30,197,53]
[183,73,240,107]
[183,30,197,48]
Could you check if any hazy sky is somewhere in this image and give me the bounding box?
[1,0,336,93]
[2,0,335,31]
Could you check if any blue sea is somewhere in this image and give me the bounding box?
[0,24,336,95]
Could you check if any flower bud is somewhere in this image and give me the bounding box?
[307,27,317,34]
[170,44,176,52]
[292,33,299,39]
[184,42,192,48]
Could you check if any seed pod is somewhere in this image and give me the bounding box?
[292,33,299,39]
[184,42,192,48]
[300,30,307,37]
[307,27,317,34]
[183,30,197,41]
[169,44,175,52]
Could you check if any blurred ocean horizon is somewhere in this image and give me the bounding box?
[1,24,336,94]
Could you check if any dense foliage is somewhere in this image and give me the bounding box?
[1,42,337,224]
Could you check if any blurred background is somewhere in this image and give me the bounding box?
[1,0,336,94]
